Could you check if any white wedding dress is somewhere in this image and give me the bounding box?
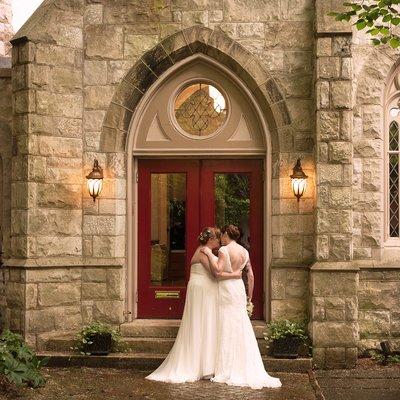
[146,261,218,383]
[212,245,282,390]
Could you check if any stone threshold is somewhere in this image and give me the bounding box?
[37,352,313,373]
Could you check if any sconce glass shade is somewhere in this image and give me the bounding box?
[290,158,308,202]
[86,159,103,201]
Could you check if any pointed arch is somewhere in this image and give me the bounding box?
[99,25,291,154]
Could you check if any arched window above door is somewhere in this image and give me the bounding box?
[131,56,266,155]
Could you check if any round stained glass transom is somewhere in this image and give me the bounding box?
[174,83,227,137]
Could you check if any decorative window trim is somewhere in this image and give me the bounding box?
[168,78,231,141]
[385,71,400,242]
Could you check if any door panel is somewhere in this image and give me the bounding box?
[138,159,264,319]
[138,160,199,318]
[201,160,264,319]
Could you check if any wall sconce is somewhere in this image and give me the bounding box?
[86,159,103,202]
[290,158,308,202]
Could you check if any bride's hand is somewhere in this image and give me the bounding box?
[233,269,243,278]
[200,247,212,255]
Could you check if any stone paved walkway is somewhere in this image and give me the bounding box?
[317,366,400,400]
[0,367,317,400]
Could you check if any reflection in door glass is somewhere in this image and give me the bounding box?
[151,173,186,286]
[215,174,250,249]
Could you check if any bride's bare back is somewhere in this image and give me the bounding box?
[225,241,248,272]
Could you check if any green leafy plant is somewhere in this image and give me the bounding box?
[371,350,400,364]
[264,319,309,342]
[329,1,400,48]
[72,322,125,355]
[0,329,48,388]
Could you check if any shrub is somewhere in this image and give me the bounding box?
[264,319,309,342]
[0,329,48,388]
[72,322,125,355]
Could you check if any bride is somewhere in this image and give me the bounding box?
[202,224,282,390]
[146,227,242,383]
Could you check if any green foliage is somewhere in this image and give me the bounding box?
[329,1,400,48]
[264,319,309,342]
[215,174,250,227]
[371,350,400,364]
[0,329,48,388]
[72,322,125,355]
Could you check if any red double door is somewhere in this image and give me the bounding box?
[138,159,264,319]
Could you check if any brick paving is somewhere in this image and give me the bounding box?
[0,367,317,400]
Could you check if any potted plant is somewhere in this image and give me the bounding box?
[264,319,309,359]
[73,322,123,356]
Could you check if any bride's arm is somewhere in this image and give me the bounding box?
[201,247,225,273]
[215,270,242,280]
[246,259,255,301]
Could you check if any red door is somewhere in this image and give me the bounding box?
[137,159,264,319]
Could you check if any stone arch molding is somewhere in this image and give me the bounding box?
[99,25,292,154]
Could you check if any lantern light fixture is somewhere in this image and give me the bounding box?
[290,158,308,202]
[86,159,103,202]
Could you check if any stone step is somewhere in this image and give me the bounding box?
[123,337,270,355]
[120,319,268,339]
[37,352,313,373]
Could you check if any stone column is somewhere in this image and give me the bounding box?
[311,0,359,368]
[0,0,12,56]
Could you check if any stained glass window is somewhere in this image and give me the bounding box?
[389,121,400,237]
[174,83,227,137]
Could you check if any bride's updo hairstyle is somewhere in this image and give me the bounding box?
[221,224,240,241]
[198,227,220,245]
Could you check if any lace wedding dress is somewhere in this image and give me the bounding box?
[146,261,218,383]
[212,245,282,390]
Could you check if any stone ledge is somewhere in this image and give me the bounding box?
[3,258,125,268]
[37,352,313,373]
[311,261,360,272]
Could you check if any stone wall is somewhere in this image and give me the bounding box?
[358,269,400,352]
[0,66,12,329]
[2,0,317,345]
[3,265,124,348]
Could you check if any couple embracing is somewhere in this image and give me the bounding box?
[146,224,282,390]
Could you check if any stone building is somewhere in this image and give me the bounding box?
[0,0,399,369]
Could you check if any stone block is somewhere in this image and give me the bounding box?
[36,92,83,118]
[316,37,332,57]
[124,34,159,61]
[331,81,352,109]
[106,269,124,300]
[35,237,82,257]
[26,284,38,310]
[37,183,82,209]
[38,282,81,307]
[329,234,352,260]
[318,57,340,79]
[25,309,55,333]
[330,187,352,208]
[83,215,116,235]
[82,282,108,300]
[359,310,390,337]
[316,81,329,109]
[82,267,107,283]
[51,67,82,91]
[317,111,340,141]
[84,4,103,25]
[84,60,107,86]
[328,142,352,163]
[36,44,76,67]
[317,164,342,186]
[84,110,106,131]
[54,306,82,331]
[312,272,357,296]
[38,136,82,158]
[85,26,123,59]
[312,321,358,347]
[358,281,400,310]
[84,85,115,110]
[28,209,82,236]
[325,347,346,369]
[92,300,124,324]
